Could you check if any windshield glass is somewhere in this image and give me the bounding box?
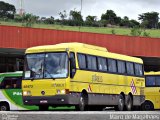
[24,52,68,79]
[44,53,68,78]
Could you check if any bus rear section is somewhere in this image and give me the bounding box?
[142,72,160,110]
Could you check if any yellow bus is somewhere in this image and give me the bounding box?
[22,42,145,111]
[142,72,160,110]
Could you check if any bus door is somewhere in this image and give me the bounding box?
[1,77,23,109]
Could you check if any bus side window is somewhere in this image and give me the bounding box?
[155,76,160,86]
[14,77,22,89]
[135,64,143,76]
[87,55,97,70]
[1,79,12,89]
[146,76,156,87]
[78,53,87,69]
[98,57,107,71]
[117,60,126,74]
[108,59,117,73]
[1,77,22,89]
[126,62,135,75]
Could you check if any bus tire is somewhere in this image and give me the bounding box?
[39,105,49,111]
[126,95,133,111]
[75,94,88,111]
[141,101,154,111]
[117,94,125,111]
[0,102,10,111]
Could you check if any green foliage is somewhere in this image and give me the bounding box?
[139,12,159,29]
[1,20,160,38]
[158,22,160,29]
[130,27,142,36]
[41,16,54,24]
[0,1,16,19]
[69,9,83,26]
[111,29,116,34]
[129,20,140,28]
[85,15,97,27]
[143,31,150,37]
[21,13,39,27]
[0,1,159,35]
[59,10,67,20]
[101,10,118,25]
[120,16,130,27]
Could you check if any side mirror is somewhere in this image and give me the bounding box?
[70,57,76,78]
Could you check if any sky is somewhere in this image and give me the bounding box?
[1,0,160,20]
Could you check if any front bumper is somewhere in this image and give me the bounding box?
[23,94,80,106]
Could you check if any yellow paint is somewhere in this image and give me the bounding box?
[144,72,160,109]
[22,42,144,101]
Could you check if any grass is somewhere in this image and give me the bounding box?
[0,21,160,38]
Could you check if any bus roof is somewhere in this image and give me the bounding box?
[26,42,107,53]
[26,42,142,64]
[144,71,160,75]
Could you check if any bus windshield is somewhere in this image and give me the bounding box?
[24,52,68,79]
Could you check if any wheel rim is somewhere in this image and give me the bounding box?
[79,97,85,111]
[145,104,151,110]
[127,97,132,110]
[118,98,124,111]
[1,106,7,111]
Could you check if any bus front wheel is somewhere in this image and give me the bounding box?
[0,103,10,111]
[75,94,88,111]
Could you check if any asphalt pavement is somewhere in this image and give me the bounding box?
[0,111,160,120]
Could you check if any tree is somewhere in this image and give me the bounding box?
[42,16,54,24]
[85,15,97,26]
[158,22,160,29]
[69,10,83,26]
[0,1,16,19]
[129,19,140,28]
[59,10,67,20]
[101,10,118,25]
[22,13,39,27]
[120,16,130,27]
[138,12,159,29]
[59,10,67,25]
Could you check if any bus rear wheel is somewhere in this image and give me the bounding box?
[141,101,154,111]
[117,94,125,111]
[39,105,49,111]
[0,103,10,111]
[126,95,133,111]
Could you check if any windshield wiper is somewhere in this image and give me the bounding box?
[44,69,55,80]
[29,68,42,81]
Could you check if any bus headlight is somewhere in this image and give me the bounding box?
[61,89,69,94]
[23,91,31,96]
[56,89,69,94]
[61,90,66,94]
